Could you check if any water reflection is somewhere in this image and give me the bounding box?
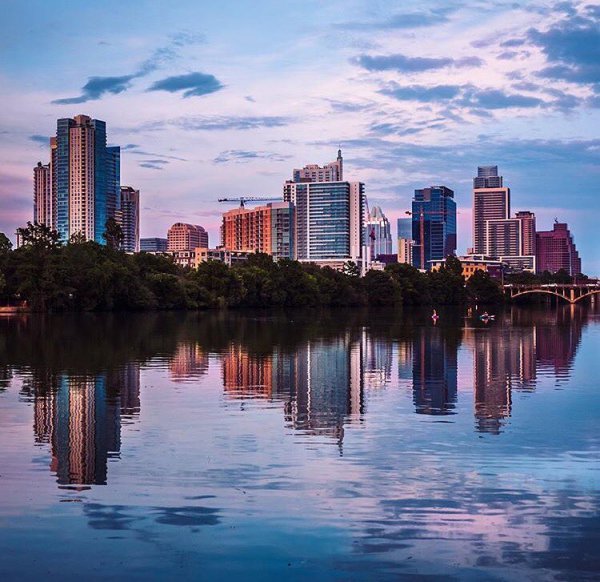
[0,306,590,488]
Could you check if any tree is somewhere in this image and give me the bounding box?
[466,270,504,304]
[364,270,401,305]
[343,260,360,277]
[0,232,12,254]
[16,221,61,249]
[103,217,124,250]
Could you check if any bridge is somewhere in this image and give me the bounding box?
[504,283,600,304]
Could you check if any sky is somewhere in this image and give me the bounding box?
[0,0,599,273]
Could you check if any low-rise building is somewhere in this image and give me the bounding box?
[430,255,505,280]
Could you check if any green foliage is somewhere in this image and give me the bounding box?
[466,270,504,304]
[0,227,482,311]
[103,217,124,250]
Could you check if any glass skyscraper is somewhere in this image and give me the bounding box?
[411,186,456,270]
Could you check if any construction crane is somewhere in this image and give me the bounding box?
[405,207,456,270]
[218,196,281,208]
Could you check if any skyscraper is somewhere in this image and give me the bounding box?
[118,186,140,253]
[221,202,294,259]
[472,165,510,254]
[536,221,581,275]
[285,181,364,265]
[364,206,392,259]
[47,115,121,243]
[33,162,52,227]
[167,223,209,251]
[411,186,456,270]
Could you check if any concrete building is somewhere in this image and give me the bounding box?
[193,248,251,268]
[291,149,343,184]
[485,210,536,260]
[411,186,456,270]
[364,206,392,260]
[397,217,413,265]
[431,255,505,280]
[221,202,294,260]
[140,238,168,253]
[33,162,53,228]
[536,221,581,276]
[167,223,208,252]
[472,166,510,255]
[284,181,365,268]
[118,186,140,253]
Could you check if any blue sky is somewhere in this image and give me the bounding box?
[1,0,599,272]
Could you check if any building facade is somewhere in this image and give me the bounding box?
[397,217,413,265]
[284,181,365,265]
[536,221,581,275]
[140,238,168,253]
[167,223,209,252]
[291,149,343,184]
[33,162,53,227]
[472,166,510,255]
[118,186,140,253]
[221,202,294,259]
[364,206,392,260]
[38,115,121,244]
[411,186,456,270]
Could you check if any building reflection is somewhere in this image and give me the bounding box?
[169,343,209,383]
[412,328,458,415]
[23,363,140,488]
[222,334,364,441]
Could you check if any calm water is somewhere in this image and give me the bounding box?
[0,306,599,581]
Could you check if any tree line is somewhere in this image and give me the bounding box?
[0,221,508,311]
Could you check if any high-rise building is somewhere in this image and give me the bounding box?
[284,181,365,265]
[364,206,392,260]
[44,115,121,243]
[33,162,52,227]
[411,186,456,270]
[221,202,294,259]
[397,217,413,265]
[140,237,168,253]
[472,165,510,255]
[118,186,140,253]
[485,210,536,258]
[167,223,209,252]
[291,149,343,184]
[536,221,581,275]
[515,210,536,256]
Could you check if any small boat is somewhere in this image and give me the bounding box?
[479,312,495,322]
[431,309,439,322]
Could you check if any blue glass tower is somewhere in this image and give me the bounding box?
[411,186,456,270]
[55,118,74,242]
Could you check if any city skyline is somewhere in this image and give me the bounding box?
[1,1,598,273]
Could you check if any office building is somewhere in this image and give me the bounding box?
[397,217,413,265]
[284,181,365,266]
[140,237,168,253]
[411,186,456,270]
[36,115,121,243]
[33,162,53,227]
[536,221,581,275]
[221,202,294,259]
[364,206,392,260]
[118,186,140,253]
[167,223,208,252]
[291,149,343,183]
[472,165,510,255]
[486,210,536,259]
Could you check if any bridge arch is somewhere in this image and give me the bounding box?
[573,289,600,304]
[509,289,574,303]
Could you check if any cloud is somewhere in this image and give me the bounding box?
[380,84,462,102]
[353,53,482,72]
[29,134,49,146]
[529,12,600,86]
[52,33,207,104]
[147,72,224,98]
[52,74,136,104]
[174,115,292,131]
[139,159,169,170]
[337,8,454,30]
[213,150,292,163]
[461,88,545,109]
